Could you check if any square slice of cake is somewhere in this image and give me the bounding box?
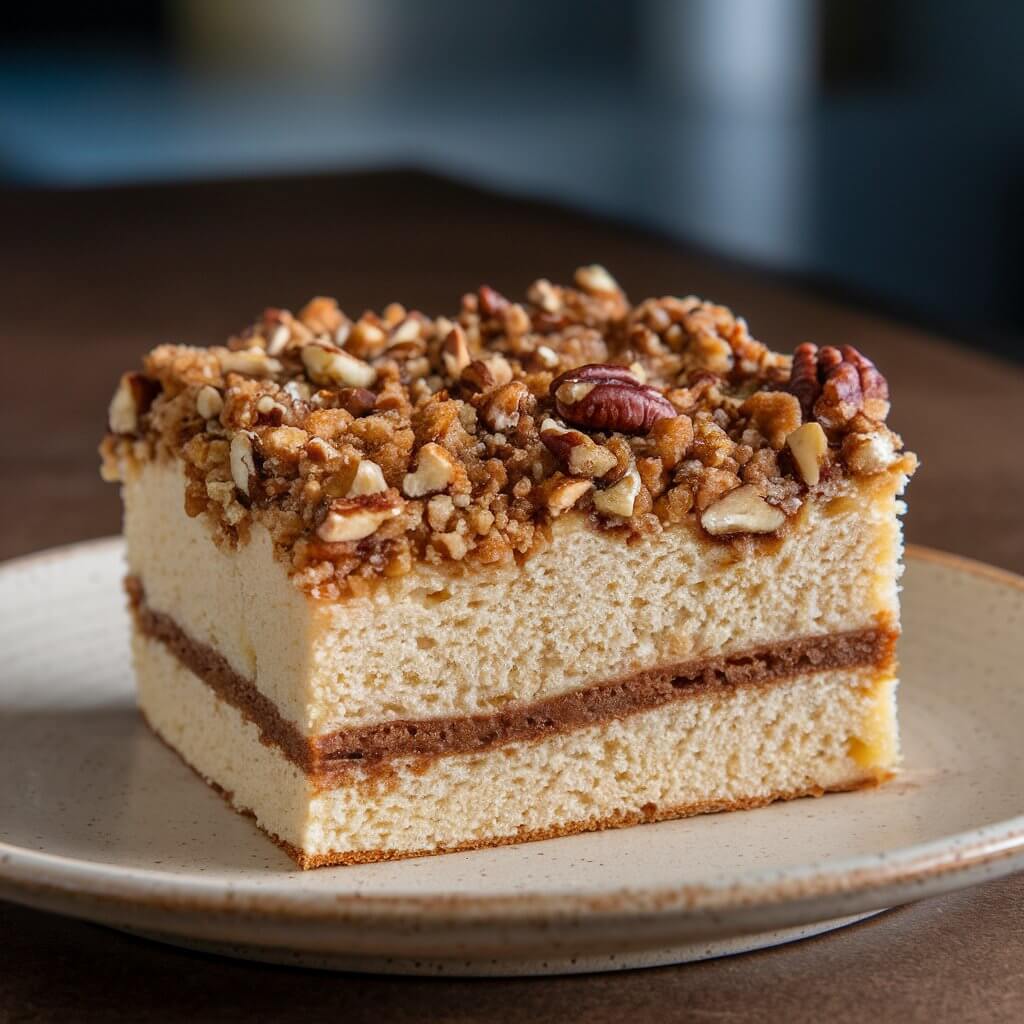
[101,266,916,867]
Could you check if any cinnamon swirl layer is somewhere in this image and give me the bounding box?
[127,576,897,786]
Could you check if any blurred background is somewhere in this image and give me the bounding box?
[2,0,1021,357]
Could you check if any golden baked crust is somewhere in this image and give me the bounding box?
[101,267,916,597]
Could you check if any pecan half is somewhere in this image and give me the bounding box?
[785,343,821,418]
[815,346,863,429]
[550,364,676,434]
[840,345,890,422]
[785,343,890,428]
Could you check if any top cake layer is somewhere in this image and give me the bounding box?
[101,266,916,599]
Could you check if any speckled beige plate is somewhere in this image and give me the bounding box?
[1,540,1022,976]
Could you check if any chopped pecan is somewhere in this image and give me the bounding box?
[479,381,532,432]
[574,264,622,297]
[317,491,404,543]
[461,354,513,393]
[550,364,676,434]
[441,326,471,379]
[108,372,159,435]
[593,463,642,517]
[301,342,377,389]
[336,387,377,418]
[545,476,593,516]
[195,385,224,421]
[477,285,509,318]
[229,431,257,497]
[786,422,828,486]
[402,442,456,497]
[539,419,618,477]
[701,484,785,535]
[218,348,282,379]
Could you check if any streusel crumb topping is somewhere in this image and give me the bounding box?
[100,266,916,598]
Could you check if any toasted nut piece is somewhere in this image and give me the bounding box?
[786,421,828,486]
[333,387,376,418]
[483,353,513,388]
[299,296,344,336]
[535,344,560,368]
[345,319,388,359]
[255,394,287,423]
[477,284,509,317]
[265,322,292,356]
[108,372,158,435]
[388,317,422,346]
[480,381,531,432]
[305,436,342,464]
[402,442,455,497]
[441,326,471,378]
[785,343,821,417]
[283,379,313,403]
[540,419,618,477]
[842,428,897,475]
[382,302,406,328]
[546,477,593,516]
[815,352,861,429]
[196,385,223,420]
[528,278,561,313]
[701,484,785,535]
[460,354,513,393]
[741,391,802,450]
[317,493,403,543]
[841,345,891,422]
[574,264,621,296]
[229,432,257,496]
[460,359,495,392]
[301,342,377,389]
[346,458,387,496]
[551,364,676,434]
[593,463,642,517]
[555,381,597,405]
[218,348,282,378]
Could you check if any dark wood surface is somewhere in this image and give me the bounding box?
[1,171,1022,1022]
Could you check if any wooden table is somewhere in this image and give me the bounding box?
[2,171,1022,1022]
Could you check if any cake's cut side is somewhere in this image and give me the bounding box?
[121,457,907,735]
[101,266,916,868]
[135,629,897,866]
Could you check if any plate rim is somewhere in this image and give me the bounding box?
[1,537,1023,927]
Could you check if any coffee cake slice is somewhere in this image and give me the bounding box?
[101,267,915,867]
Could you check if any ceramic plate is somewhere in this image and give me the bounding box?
[1,539,1022,976]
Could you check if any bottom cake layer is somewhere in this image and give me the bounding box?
[133,630,899,868]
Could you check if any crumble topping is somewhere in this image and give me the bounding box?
[100,266,916,598]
